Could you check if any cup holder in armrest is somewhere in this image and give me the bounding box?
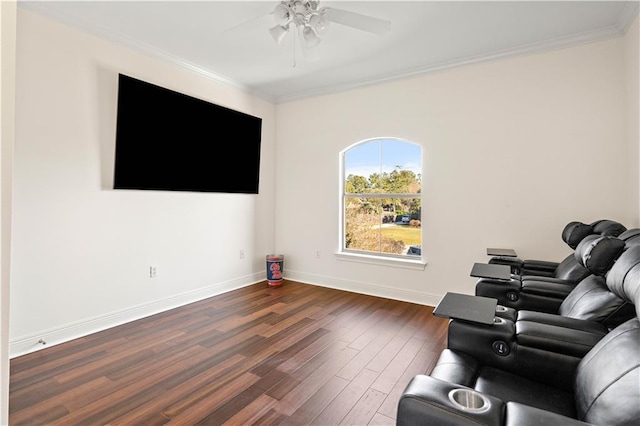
[448,389,490,413]
[496,305,508,313]
[493,317,506,324]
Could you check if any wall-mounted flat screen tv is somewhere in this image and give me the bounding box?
[113,73,262,194]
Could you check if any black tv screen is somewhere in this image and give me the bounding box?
[113,74,262,194]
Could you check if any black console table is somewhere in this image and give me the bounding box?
[470,262,512,281]
[486,248,517,257]
[433,292,498,325]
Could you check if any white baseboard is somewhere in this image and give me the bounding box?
[9,272,264,358]
[284,270,442,307]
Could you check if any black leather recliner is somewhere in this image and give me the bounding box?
[397,246,640,425]
[444,241,640,388]
[488,219,627,276]
[476,230,640,313]
[397,316,640,425]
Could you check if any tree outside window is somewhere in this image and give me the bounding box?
[341,138,422,258]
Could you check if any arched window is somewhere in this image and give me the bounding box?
[340,138,423,263]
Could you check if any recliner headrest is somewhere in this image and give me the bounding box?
[605,244,640,309]
[575,235,625,276]
[590,219,627,237]
[562,221,594,249]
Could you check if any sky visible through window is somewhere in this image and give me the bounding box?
[344,139,421,179]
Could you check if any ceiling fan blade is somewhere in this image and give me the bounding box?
[323,7,391,35]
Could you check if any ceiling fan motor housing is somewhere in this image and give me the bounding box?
[269,0,390,55]
[273,1,326,31]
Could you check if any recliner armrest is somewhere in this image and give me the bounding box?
[516,310,609,333]
[516,319,606,358]
[521,279,575,298]
[521,260,559,271]
[520,260,559,277]
[430,349,480,387]
[397,375,505,426]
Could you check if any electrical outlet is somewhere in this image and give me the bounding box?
[315,250,321,259]
[239,249,245,259]
[150,265,158,278]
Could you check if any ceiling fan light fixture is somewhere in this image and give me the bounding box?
[302,26,321,49]
[273,3,292,26]
[309,13,329,35]
[269,25,289,44]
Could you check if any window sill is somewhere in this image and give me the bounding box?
[334,252,427,270]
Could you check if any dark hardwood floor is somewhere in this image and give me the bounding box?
[9,280,449,425]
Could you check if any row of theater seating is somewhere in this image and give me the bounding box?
[397,219,640,426]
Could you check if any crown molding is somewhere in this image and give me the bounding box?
[276,23,629,103]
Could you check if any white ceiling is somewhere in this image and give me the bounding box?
[19,1,640,103]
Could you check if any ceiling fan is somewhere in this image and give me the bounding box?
[266,0,391,61]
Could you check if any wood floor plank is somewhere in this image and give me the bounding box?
[8,376,110,425]
[276,331,349,376]
[370,336,427,393]
[276,345,360,416]
[250,328,331,377]
[196,369,293,425]
[9,280,449,425]
[105,353,247,425]
[369,412,396,425]
[222,393,279,426]
[165,372,261,424]
[281,375,350,425]
[376,341,442,419]
[336,320,399,381]
[253,408,287,426]
[339,387,388,425]
[366,324,417,374]
[311,367,380,426]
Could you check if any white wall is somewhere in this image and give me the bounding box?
[626,14,640,222]
[276,36,638,306]
[9,9,277,357]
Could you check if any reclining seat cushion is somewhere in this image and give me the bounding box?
[558,275,632,328]
[474,365,576,419]
[521,255,588,284]
[574,317,640,425]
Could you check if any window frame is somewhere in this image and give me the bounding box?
[337,138,426,270]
